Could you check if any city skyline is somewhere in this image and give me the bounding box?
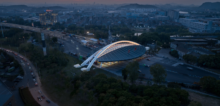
[0,0,220,5]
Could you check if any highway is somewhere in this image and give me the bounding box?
[0,22,64,38]
[1,48,58,106]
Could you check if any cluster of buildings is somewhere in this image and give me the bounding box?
[179,18,220,33]
[1,4,220,34]
[170,36,220,59]
[39,10,58,25]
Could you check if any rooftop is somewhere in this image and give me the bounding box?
[0,82,12,106]
[97,45,146,62]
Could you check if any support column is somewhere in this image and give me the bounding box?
[100,62,102,68]
[41,33,47,56]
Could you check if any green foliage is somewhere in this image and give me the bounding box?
[150,64,167,84]
[197,54,220,69]
[200,76,220,96]
[167,82,181,89]
[183,54,197,64]
[1,16,41,27]
[125,61,139,84]
[122,68,128,81]
[83,74,189,106]
[188,101,202,106]
[155,25,189,34]
[51,22,65,30]
[121,32,170,47]
[0,28,30,47]
[52,37,58,43]
[169,50,179,58]
[0,49,24,75]
[19,43,69,71]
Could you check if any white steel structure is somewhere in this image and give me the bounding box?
[75,40,141,71]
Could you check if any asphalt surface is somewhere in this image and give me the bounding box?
[59,37,96,57]
[0,23,64,38]
[1,48,58,106]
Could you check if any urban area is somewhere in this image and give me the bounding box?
[0,1,220,106]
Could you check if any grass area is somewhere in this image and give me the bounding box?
[19,87,40,106]
[188,91,220,106]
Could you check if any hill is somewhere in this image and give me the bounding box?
[0,5,29,9]
[199,2,220,9]
[117,4,157,9]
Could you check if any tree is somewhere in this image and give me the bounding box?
[139,74,145,83]
[188,101,202,106]
[150,64,167,84]
[183,54,197,64]
[52,37,58,43]
[169,50,179,58]
[200,76,217,93]
[126,61,139,84]
[122,68,128,81]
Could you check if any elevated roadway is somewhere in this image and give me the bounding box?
[0,22,65,38]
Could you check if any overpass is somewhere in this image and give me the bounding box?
[0,22,65,38]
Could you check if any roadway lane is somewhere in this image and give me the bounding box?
[1,48,58,106]
[59,37,94,57]
[139,56,220,84]
[0,23,64,38]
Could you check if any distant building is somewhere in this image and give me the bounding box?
[167,10,179,21]
[194,47,215,55]
[39,10,58,25]
[179,18,213,33]
[158,11,167,16]
[155,16,169,21]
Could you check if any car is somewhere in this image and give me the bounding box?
[35,82,38,86]
[187,67,193,70]
[33,79,36,82]
[46,100,51,103]
[180,63,184,65]
[32,75,36,78]
[145,64,150,67]
[27,63,30,65]
[31,72,33,75]
[17,76,23,80]
[147,59,150,61]
[41,95,45,99]
[37,97,42,102]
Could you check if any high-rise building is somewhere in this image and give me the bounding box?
[39,10,58,25]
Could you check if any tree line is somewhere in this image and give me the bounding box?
[72,72,189,106]
[183,54,220,69]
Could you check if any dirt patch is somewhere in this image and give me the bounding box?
[188,92,220,106]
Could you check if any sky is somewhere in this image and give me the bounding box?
[0,0,219,5]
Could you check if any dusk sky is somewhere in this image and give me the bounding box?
[0,0,219,5]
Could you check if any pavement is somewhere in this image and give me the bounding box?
[0,22,64,38]
[59,36,97,57]
[1,48,58,106]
